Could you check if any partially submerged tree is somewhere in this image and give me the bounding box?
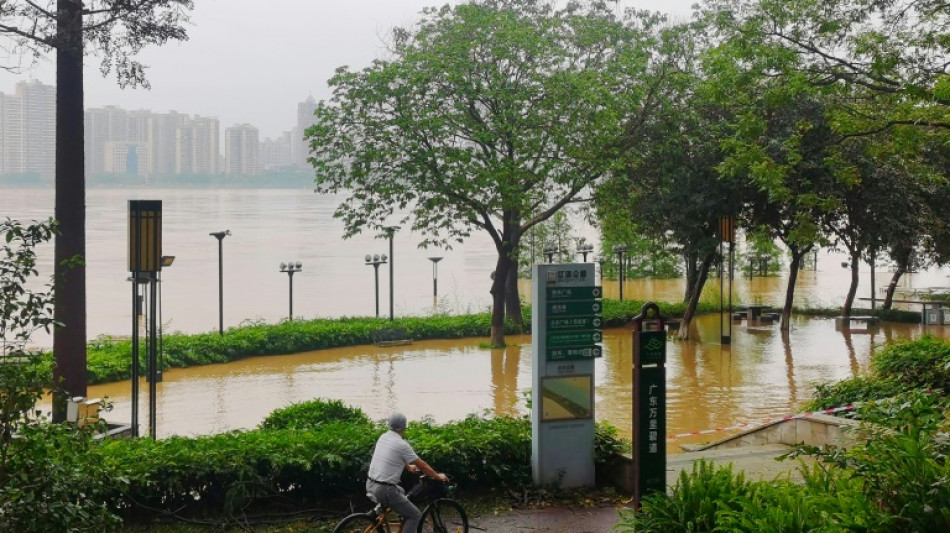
[1,1,193,418]
[308,0,669,346]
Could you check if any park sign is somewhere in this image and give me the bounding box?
[531,263,601,488]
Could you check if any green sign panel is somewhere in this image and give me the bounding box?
[636,366,666,497]
[637,331,666,365]
[547,300,602,316]
[546,331,603,347]
[547,346,602,361]
[546,316,603,331]
[546,286,602,301]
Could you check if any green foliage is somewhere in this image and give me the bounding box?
[84,313,521,385]
[97,409,623,521]
[870,335,950,391]
[616,460,749,533]
[805,375,903,411]
[806,336,950,410]
[0,218,123,532]
[0,422,125,533]
[260,398,370,431]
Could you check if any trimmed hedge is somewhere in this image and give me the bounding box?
[96,401,626,520]
[80,299,712,386]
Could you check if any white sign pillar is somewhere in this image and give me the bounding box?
[531,263,602,487]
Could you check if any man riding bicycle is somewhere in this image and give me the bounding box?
[366,412,449,533]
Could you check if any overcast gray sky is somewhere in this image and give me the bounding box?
[0,0,696,139]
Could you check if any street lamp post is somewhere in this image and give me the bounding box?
[209,230,230,335]
[383,226,399,321]
[428,257,443,306]
[279,261,302,321]
[543,244,559,263]
[576,239,594,262]
[596,257,605,281]
[365,253,388,318]
[612,244,628,301]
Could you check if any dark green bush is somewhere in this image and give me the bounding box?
[871,335,950,391]
[806,336,950,411]
[616,460,750,533]
[805,375,904,411]
[260,398,371,430]
[98,408,623,521]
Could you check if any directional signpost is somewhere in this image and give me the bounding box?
[632,302,667,509]
[532,263,601,487]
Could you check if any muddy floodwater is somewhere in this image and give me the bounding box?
[8,187,950,448]
[79,314,948,451]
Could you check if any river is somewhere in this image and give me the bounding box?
[4,188,949,446]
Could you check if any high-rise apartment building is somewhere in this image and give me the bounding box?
[294,95,317,168]
[225,124,260,175]
[260,130,293,170]
[177,115,219,175]
[0,81,56,178]
[85,106,129,175]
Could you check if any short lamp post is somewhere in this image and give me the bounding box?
[279,261,302,321]
[209,230,230,335]
[612,244,628,301]
[596,257,606,281]
[428,257,443,305]
[543,244,559,263]
[365,253,388,318]
[576,239,594,262]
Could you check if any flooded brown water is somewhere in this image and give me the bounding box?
[7,188,949,448]
[79,314,947,451]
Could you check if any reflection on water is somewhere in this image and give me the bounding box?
[59,315,948,451]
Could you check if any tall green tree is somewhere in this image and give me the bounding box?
[1,1,192,418]
[307,0,668,346]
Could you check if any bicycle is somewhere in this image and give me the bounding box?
[332,477,468,533]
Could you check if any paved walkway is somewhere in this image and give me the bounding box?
[470,444,804,532]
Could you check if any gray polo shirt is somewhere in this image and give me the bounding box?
[368,430,419,484]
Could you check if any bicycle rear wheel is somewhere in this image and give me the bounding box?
[418,499,468,533]
[332,512,379,533]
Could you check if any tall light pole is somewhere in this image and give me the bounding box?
[280,261,302,321]
[383,226,399,321]
[576,239,594,262]
[428,257,443,306]
[613,244,628,301]
[365,253,388,318]
[209,230,230,335]
[596,257,605,281]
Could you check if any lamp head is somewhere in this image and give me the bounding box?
[280,262,287,270]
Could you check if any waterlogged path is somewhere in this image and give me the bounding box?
[75,314,949,449]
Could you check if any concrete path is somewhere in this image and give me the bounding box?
[470,443,803,532]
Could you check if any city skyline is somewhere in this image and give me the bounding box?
[1,79,316,178]
[0,1,694,140]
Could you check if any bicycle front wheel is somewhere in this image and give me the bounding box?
[418,499,468,533]
[332,512,379,533]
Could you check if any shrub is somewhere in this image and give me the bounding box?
[871,335,950,391]
[616,460,749,533]
[260,398,371,430]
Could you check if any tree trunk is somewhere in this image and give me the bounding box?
[781,247,808,331]
[505,249,523,325]
[677,252,714,341]
[842,249,860,317]
[490,250,515,347]
[883,267,905,310]
[52,0,87,422]
[882,246,911,310]
[682,249,698,304]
